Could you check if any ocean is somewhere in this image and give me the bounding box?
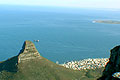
[0,6,120,63]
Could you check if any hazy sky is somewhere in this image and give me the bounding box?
[0,0,120,9]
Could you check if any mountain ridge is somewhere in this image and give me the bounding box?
[0,40,103,80]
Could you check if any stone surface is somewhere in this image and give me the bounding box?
[18,40,41,63]
[98,45,120,80]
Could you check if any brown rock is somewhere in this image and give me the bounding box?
[18,40,41,63]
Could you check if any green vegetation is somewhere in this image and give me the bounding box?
[0,41,104,80]
[0,56,104,80]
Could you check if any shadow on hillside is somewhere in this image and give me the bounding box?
[18,41,25,55]
[0,41,27,73]
[0,56,18,72]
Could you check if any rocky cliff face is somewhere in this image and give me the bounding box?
[98,46,120,80]
[18,40,41,63]
[0,40,41,72]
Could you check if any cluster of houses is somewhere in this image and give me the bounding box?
[60,58,109,70]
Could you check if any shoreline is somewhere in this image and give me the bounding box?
[92,20,120,24]
[60,58,109,70]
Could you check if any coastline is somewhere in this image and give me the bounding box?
[60,58,109,70]
[93,20,120,24]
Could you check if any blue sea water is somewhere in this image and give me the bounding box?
[0,6,120,63]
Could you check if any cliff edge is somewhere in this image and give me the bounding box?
[0,40,41,72]
[18,40,41,63]
[98,46,120,80]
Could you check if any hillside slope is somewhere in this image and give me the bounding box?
[0,41,103,80]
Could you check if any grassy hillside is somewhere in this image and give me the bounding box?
[0,41,104,80]
[0,56,104,80]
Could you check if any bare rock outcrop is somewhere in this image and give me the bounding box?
[98,46,120,80]
[18,40,41,63]
[0,40,41,72]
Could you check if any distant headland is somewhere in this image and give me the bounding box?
[93,20,120,24]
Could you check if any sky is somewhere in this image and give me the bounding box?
[0,0,120,9]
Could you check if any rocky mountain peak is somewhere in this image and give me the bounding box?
[0,41,41,72]
[98,45,120,80]
[18,40,41,63]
